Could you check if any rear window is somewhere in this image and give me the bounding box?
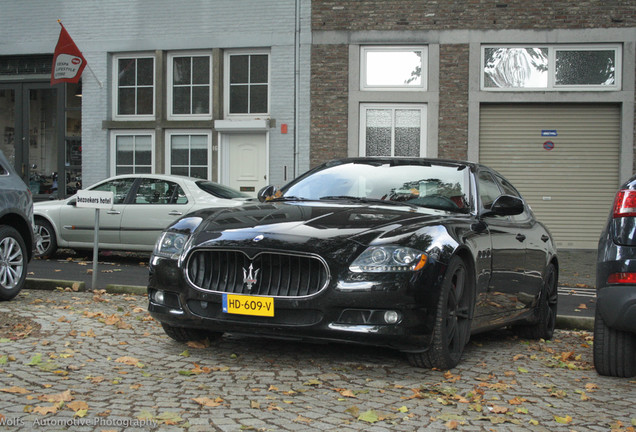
[196,181,250,199]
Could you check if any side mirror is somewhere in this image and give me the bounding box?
[488,195,525,217]
[257,185,277,203]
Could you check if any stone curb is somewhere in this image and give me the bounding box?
[25,277,595,331]
[26,278,146,296]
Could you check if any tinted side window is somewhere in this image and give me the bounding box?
[92,178,136,204]
[134,179,187,205]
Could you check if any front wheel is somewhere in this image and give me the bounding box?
[0,225,28,301]
[407,255,474,369]
[593,306,636,377]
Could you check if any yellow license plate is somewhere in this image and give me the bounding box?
[222,294,274,317]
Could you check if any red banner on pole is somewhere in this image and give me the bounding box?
[50,22,87,86]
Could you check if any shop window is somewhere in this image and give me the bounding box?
[165,130,211,179]
[112,54,155,119]
[225,50,269,115]
[110,131,154,175]
[359,104,427,157]
[482,45,621,91]
[167,52,212,120]
[361,46,427,91]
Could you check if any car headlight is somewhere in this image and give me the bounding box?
[349,246,427,273]
[154,231,189,259]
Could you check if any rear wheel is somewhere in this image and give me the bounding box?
[514,263,558,340]
[35,219,57,258]
[0,225,28,301]
[593,306,636,377]
[407,255,474,369]
[161,323,223,343]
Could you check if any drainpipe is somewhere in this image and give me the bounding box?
[293,0,301,179]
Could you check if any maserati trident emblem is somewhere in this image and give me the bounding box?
[243,263,260,291]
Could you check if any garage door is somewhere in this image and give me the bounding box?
[479,104,620,249]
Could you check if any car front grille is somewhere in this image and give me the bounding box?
[186,250,330,298]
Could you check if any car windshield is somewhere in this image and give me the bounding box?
[281,160,470,212]
[196,181,251,199]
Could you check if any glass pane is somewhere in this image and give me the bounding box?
[192,86,210,114]
[28,89,59,197]
[366,50,423,86]
[173,86,190,114]
[171,166,189,176]
[190,167,207,179]
[171,135,190,165]
[394,110,420,157]
[117,166,133,175]
[137,58,154,86]
[230,85,248,113]
[192,56,210,84]
[555,50,615,85]
[250,55,268,83]
[118,88,135,115]
[483,48,548,88]
[230,55,249,84]
[0,89,15,166]
[118,58,136,86]
[365,109,392,157]
[173,57,191,85]
[116,136,134,165]
[137,87,153,115]
[135,166,152,174]
[250,85,268,113]
[191,136,208,163]
[135,136,152,165]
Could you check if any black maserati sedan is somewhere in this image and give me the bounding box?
[594,173,636,377]
[148,158,558,369]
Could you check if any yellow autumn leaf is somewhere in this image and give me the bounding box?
[67,400,89,412]
[0,386,30,394]
[33,405,58,415]
[555,415,573,424]
[192,397,223,407]
[38,390,73,403]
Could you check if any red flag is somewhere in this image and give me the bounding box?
[50,22,87,86]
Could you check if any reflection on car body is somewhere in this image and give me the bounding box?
[148,158,558,369]
[33,174,253,257]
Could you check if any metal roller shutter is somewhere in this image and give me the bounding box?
[479,104,620,249]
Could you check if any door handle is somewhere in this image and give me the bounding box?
[106,210,121,215]
[515,234,526,242]
[169,211,183,216]
[541,234,550,242]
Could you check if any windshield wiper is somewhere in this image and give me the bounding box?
[319,196,419,209]
[270,195,311,202]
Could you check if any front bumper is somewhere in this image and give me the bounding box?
[147,255,445,352]
[597,285,636,333]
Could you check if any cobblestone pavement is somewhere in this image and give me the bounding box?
[0,290,634,432]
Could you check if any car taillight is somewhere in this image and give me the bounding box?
[613,189,636,218]
[607,272,636,284]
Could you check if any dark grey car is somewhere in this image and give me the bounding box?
[0,150,36,300]
[594,174,636,377]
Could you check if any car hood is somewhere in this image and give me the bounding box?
[186,201,460,254]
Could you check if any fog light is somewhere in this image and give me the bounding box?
[384,310,399,324]
[154,290,165,305]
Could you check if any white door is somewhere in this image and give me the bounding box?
[225,133,268,196]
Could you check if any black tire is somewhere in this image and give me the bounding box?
[161,323,223,343]
[593,306,636,377]
[407,255,474,369]
[35,218,57,258]
[0,225,28,301]
[514,263,558,340]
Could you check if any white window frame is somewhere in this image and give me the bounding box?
[165,130,213,180]
[359,104,428,157]
[481,44,622,91]
[361,46,428,91]
[109,130,155,175]
[167,51,213,121]
[223,49,271,118]
[112,53,156,121]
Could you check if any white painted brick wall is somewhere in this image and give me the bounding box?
[1,0,311,187]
